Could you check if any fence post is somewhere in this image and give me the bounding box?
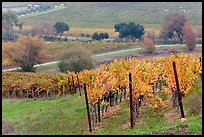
[109,91,112,107]
[62,82,65,96]
[27,89,29,98]
[98,97,101,122]
[129,73,134,128]
[77,74,81,96]
[116,91,118,105]
[172,61,185,118]
[20,87,23,98]
[32,86,34,98]
[68,77,72,94]
[13,87,16,98]
[84,83,92,132]
[72,75,75,94]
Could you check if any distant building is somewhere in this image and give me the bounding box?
[27,4,40,10]
[180,10,186,12]
[54,3,64,8]
[27,4,33,9]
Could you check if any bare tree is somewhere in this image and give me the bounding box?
[182,22,197,51]
[32,22,56,37]
[4,36,46,72]
[162,12,187,44]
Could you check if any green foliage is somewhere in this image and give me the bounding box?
[19,2,202,29]
[17,22,24,30]
[114,22,145,42]
[114,22,127,32]
[92,32,109,41]
[58,46,93,73]
[53,21,69,37]
[2,32,18,42]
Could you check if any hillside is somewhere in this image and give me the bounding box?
[2,87,202,135]
[10,2,202,28]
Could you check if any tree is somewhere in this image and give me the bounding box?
[2,10,18,28]
[2,19,12,33]
[32,22,56,37]
[17,22,24,30]
[53,22,69,38]
[114,22,145,42]
[58,46,93,73]
[182,22,197,51]
[162,12,187,44]
[4,36,46,72]
[2,10,19,41]
[114,22,127,32]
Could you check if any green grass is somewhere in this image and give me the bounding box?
[17,2,202,29]
[2,94,90,135]
[3,93,202,135]
[35,63,59,72]
[2,77,202,135]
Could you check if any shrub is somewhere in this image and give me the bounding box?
[140,37,155,53]
[80,33,85,37]
[182,23,197,51]
[2,32,18,42]
[92,32,109,41]
[168,47,180,54]
[64,37,68,41]
[58,46,93,73]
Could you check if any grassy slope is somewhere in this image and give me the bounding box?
[2,95,202,135]
[2,82,202,135]
[17,2,202,28]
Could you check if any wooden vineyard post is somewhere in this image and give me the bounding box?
[20,87,23,98]
[104,92,109,112]
[109,91,112,107]
[172,61,185,118]
[83,83,92,132]
[129,73,134,128]
[76,74,81,96]
[47,91,49,99]
[14,87,16,98]
[32,87,34,98]
[115,91,118,105]
[27,89,29,99]
[68,77,72,94]
[101,96,104,120]
[62,82,65,96]
[152,84,155,95]
[72,76,75,94]
[98,97,101,122]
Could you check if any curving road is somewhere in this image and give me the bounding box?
[2,44,202,72]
